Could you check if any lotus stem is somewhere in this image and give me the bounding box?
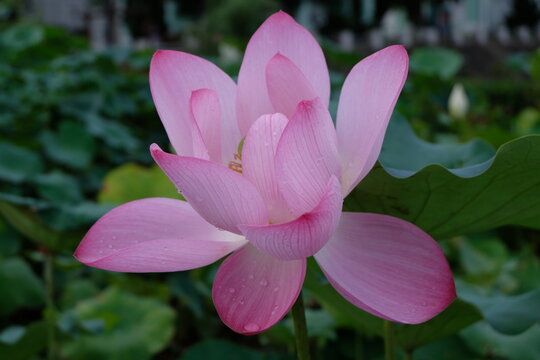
[291,292,310,360]
[384,320,396,360]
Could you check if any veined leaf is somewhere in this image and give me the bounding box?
[347,116,540,238]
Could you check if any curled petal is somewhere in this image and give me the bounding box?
[242,113,292,223]
[276,98,340,217]
[265,53,317,118]
[336,45,408,195]
[151,144,268,234]
[74,198,246,272]
[239,176,342,260]
[236,11,329,135]
[190,89,221,162]
[315,212,456,324]
[213,244,306,334]
[150,50,240,164]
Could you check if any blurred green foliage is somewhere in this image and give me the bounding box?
[0,13,540,360]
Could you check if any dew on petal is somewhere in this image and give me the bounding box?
[259,279,268,287]
[244,323,260,332]
[228,287,236,294]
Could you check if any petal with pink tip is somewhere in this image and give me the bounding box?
[236,11,330,135]
[74,198,246,272]
[242,113,292,223]
[336,45,408,195]
[315,212,456,324]
[213,244,306,334]
[150,50,240,164]
[265,53,317,118]
[239,176,342,260]
[275,98,340,217]
[151,144,268,234]
[190,89,222,162]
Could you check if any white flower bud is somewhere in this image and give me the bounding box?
[448,83,469,119]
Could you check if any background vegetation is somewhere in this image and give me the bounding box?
[1,1,539,359]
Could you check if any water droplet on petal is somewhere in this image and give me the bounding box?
[259,279,268,287]
[248,274,254,280]
[244,323,260,332]
[273,286,279,292]
[228,288,236,294]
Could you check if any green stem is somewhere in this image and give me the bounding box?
[384,320,396,360]
[44,252,57,360]
[291,292,310,360]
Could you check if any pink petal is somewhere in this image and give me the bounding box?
[236,11,330,135]
[265,53,317,118]
[74,198,246,272]
[190,89,221,163]
[275,98,340,217]
[242,113,292,223]
[212,244,305,334]
[150,50,240,164]
[314,212,456,324]
[239,176,342,260]
[336,45,408,195]
[150,144,268,234]
[190,120,210,161]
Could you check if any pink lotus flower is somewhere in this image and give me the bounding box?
[75,11,455,334]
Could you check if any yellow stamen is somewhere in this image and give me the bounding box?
[228,158,243,174]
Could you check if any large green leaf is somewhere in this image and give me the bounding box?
[35,172,83,204]
[346,117,540,238]
[409,47,464,79]
[62,287,175,360]
[413,336,480,360]
[97,163,180,204]
[458,283,540,335]
[0,142,43,183]
[0,258,45,316]
[460,322,540,360]
[396,299,482,350]
[41,121,96,169]
[379,115,495,178]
